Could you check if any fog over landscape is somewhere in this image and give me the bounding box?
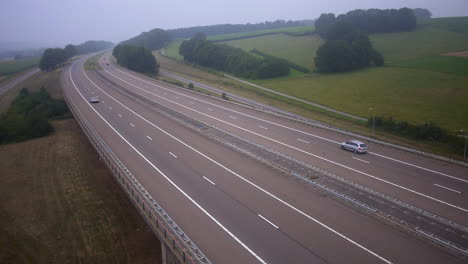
[1,0,468,48]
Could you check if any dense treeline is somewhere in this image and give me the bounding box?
[120,29,171,51]
[0,87,69,144]
[314,21,384,73]
[75,40,114,54]
[39,40,114,72]
[370,116,464,153]
[316,8,417,36]
[39,48,69,71]
[167,19,314,39]
[412,8,432,20]
[113,45,159,74]
[179,34,290,79]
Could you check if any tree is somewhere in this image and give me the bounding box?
[412,8,432,20]
[64,44,77,59]
[39,48,67,72]
[112,45,159,74]
[315,13,336,36]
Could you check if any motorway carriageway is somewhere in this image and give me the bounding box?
[100,53,467,226]
[62,54,466,264]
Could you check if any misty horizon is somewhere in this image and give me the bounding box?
[1,0,468,49]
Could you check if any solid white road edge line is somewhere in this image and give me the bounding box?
[433,184,462,194]
[258,214,279,229]
[69,60,268,264]
[102,67,468,214]
[109,63,466,183]
[84,59,392,264]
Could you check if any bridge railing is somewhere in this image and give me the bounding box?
[63,92,211,264]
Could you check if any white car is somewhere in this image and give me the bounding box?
[340,140,368,153]
[90,96,99,103]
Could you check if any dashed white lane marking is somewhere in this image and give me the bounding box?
[433,184,462,194]
[208,108,213,111]
[81,62,391,264]
[258,214,279,229]
[130,123,135,127]
[203,176,216,185]
[109,64,467,185]
[175,96,179,99]
[101,100,104,103]
[146,136,153,141]
[352,157,370,164]
[118,114,122,117]
[229,116,237,119]
[258,126,268,130]
[169,152,178,158]
[189,102,195,104]
[297,139,310,144]
[108,107,112,110]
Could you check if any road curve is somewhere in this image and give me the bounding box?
[61,54,465,264]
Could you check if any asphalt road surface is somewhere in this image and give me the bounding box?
[61,54,467,264]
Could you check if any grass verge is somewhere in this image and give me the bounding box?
[0,57,39,76]
[84,54,103,71]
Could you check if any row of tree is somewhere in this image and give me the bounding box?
[179,34,290,79]
[39,44,76,71]
[314,21,384,73]
[112,45,159,74]
[167,19,315,39]
[39,40,114,72]
[120,29,171,51]
[316,8,417,36]
[0,87,69,144]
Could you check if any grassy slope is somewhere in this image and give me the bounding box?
[208,26,314,41]
[256,67,468,130]
[371,26,468,64]
[0,66,162,263]
[165,40,184,60]
[0,57,39,76]
[226,34,323,71]
[394,56,468,76]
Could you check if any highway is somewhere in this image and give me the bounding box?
[61,54,466,264]
[0,68,40,95]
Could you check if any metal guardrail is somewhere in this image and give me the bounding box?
[63,93,211,264]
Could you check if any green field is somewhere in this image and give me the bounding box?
[165,40,184,60]
[371,27,468,64]
[208,26,314,41]
[0,57,39,76]
[255,67,468,131]
[162,17,468,132]
[225,34,323,71]
[420,16,468,34]
[394,56,468,76]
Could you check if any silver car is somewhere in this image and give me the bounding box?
[340,140,368,153]
[90,96,99,103]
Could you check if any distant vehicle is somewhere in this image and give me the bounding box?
[340,140,368,153]
[90,96,99,103]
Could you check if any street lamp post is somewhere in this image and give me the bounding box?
[368,108,375,137]
[460,130,467,160]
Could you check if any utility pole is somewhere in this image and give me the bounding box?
[459,130,467,160]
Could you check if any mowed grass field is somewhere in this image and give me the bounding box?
[0,57,39,76]
[225,34,323,71]
[256,67,468,130]
[225,17,468,131]
[208,25,314,41]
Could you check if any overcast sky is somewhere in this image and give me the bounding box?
[1,0,468,47]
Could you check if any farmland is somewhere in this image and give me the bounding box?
[0,57,39,76]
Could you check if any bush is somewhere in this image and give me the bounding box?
[179,34,290,79]
[113,45,159,74]
[0,87,69,144]
[188,82,194,90]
